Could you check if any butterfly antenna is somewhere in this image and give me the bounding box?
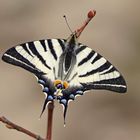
[63,15,73,34]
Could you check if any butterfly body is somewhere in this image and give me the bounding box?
[57,34,78,81]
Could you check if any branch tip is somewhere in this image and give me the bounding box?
[75,9,96,38]
[88,10,96,19]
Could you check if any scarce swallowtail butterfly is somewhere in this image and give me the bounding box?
[2,10,127,125]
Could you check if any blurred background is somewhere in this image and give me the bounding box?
[0,0,140,140]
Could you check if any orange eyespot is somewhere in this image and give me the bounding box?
[54,79,62,86]
[54,80,69,89]
[63,81,69,89]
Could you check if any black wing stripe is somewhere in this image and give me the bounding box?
[47,39,57,60]
[78,51,95,66]
[2,48,45,75]
[79,70,121,83]
[28,42,51,70]
[79,61,113,77]
[21,43,33,56]
[57,39,65,51]
[103,67,116,74]
[93,84,126,93]
[91,53,102,64]
[94,76,126,87]
[6,47,36,69]
[2,53,43,75]
[81,76,127,93]
[40,40,47,52]
[76,45,87,55]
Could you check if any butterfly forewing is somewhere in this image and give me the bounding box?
[2,39,65,79]
[76,44,127,93]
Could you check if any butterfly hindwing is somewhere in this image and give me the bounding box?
[37,75,56,116]
[59,86,84,124]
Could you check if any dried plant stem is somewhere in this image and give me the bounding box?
[46,102,54,140]
[0,116,44,140]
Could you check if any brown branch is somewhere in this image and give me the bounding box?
[0,116,44,140]
[46,102,54,140]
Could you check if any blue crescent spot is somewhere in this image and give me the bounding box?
[38,79,46,85]
[48,95,54,100]
[43,87,49,92]
[60,99,67,105]
[69,94,75,100]
[76,90,83,95]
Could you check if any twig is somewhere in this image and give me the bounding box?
[0,116,44,140]
[46,102,54,140]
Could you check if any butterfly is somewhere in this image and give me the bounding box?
[2,10,127,125]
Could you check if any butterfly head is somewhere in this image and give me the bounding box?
[65,33,78,51]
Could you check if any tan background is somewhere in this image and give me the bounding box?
[0,0,140,140]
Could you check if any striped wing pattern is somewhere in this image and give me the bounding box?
[2,38,127,123]
[76,45,127,93]
[2,39,65,79]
